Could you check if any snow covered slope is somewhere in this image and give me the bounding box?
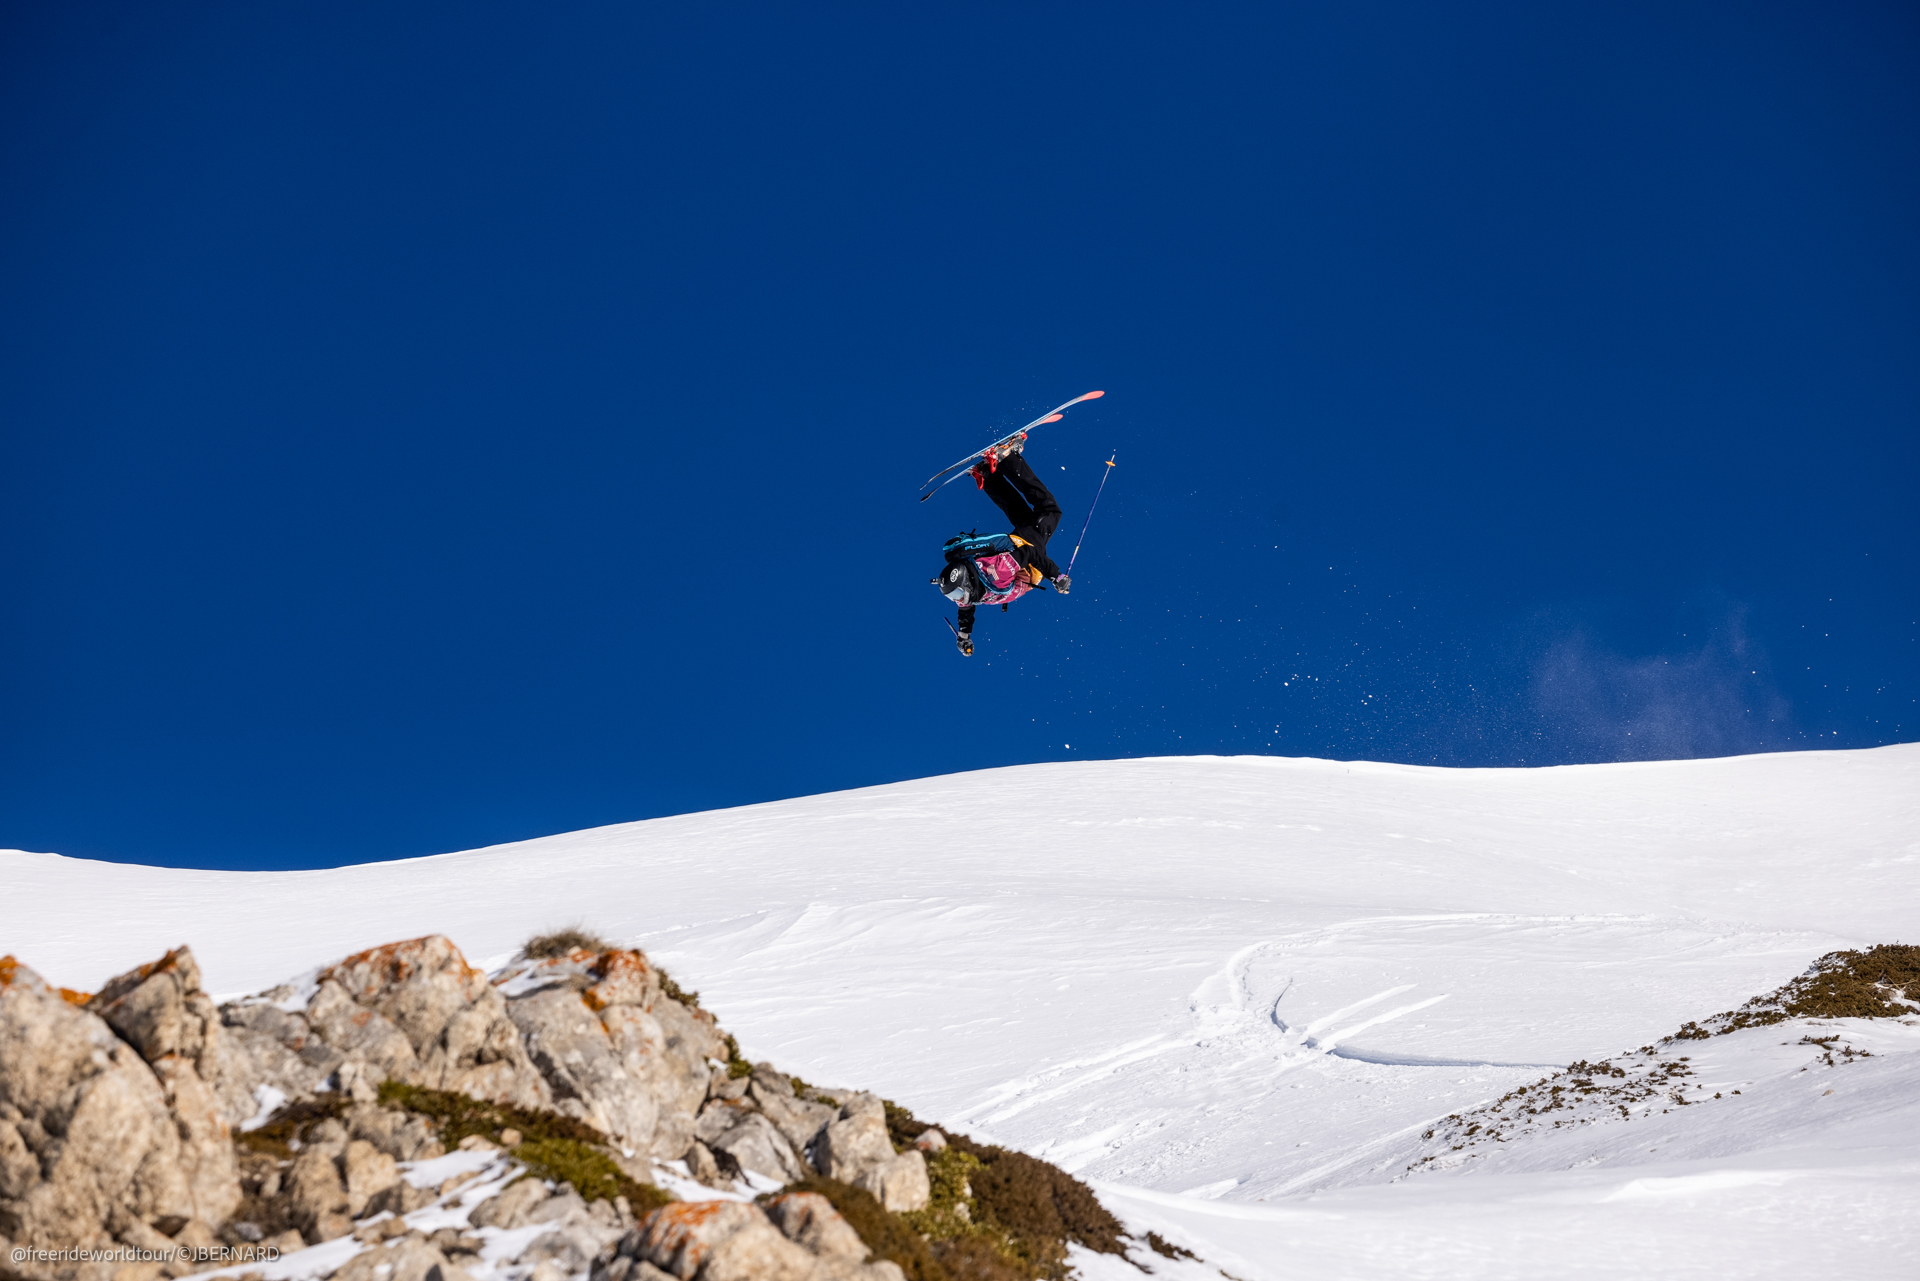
[9,746,1920,1278]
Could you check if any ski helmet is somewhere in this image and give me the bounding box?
[934,560,978,606]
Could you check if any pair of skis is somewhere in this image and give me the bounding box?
[917,389,1106,502]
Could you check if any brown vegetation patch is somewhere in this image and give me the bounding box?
[880,1099,1125,1279]
[1676,942,1919,1038]
[777,1177,952,1281]
[523,927,612,959]
[929,1234,1029,1281]
[235,1096,351,1159]
[1146,1232,1196,1261]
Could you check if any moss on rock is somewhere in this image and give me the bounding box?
[375,1081,669,1213]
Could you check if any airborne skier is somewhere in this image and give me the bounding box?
[932,445,1071,656]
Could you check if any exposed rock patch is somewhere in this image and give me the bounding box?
[0,932,1133,1281]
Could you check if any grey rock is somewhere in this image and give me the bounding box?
[330,1236,472,1281]
[85,948,206,1065]
[818,1096,894,1185]
[760,1192,868,1263]
[708,1112,803,1184]
[426,1227,483,1254]
[912,1129,947,1153]
[694,1099,756,1147]
[706,1069,748,1104]
[341,1139,399,1217]
[306,982,420,1085]
[305,1117,350,1159]
[681,1141,724,1189]
[752,1090,836,1172]
[287,1148,349,1238]
[345,1105,402,1157]
[320,936,551,1111]
[0,955,241,1264]
[525,1188,589,1226]
[850,1150,929,1214]
[466,1175,548,1230]
[697,1216,824,1281]
[0,1121,38,1198]
[396,1116,442,1161]
[749,1063,794,1097]
[507,987,663,1151]
[84,948,260,1128]
[343,1106,442,1163]
[218,1001,343,1105]
[518,1222,605,1275]
[651,1000,725,1134]
[334,1059,382,1104]
[629,1200,819,1281]
[363,1180,435,1217]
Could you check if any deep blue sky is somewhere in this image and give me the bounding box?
[3,2,1915,870]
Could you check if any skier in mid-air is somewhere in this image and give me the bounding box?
[932,444,1071,656]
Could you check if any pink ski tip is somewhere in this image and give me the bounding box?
[1039,413,1063,423]
[1082,389,1106,399]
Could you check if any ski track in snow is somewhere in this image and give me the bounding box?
[8,746,1920,1278]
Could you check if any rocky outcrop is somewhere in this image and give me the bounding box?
[815,1094,928,1212]
[0,955,242,1278]
[608,1198,904,1281]
[323,937,552,1110]
[0,931,1074,1281]
[747,1066,837,1164]
[214,936,559,1121]
[760,1192,869,1265]
[84,947,261,1134]
[498,950,679,1155]
[706,1112,803,1184]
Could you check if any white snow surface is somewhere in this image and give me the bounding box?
[9,745,1920,1278]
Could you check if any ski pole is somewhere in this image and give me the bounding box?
[941,615,959,639]
[1064,453,1116,578]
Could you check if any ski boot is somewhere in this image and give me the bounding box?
[969,433,1028,487]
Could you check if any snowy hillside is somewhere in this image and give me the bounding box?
[9,746,1920,1278]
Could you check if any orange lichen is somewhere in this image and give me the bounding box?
[583,949,654,1012]
[636,1199,741,1270]
[122,946,192,986]
[0,956,18,988]
[324,935,482,999]
[59,988,92,1006]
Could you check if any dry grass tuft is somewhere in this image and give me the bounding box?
[523,926,613,959]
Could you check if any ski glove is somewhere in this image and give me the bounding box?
[1053,574,1071,595]
[956,632,974,657]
